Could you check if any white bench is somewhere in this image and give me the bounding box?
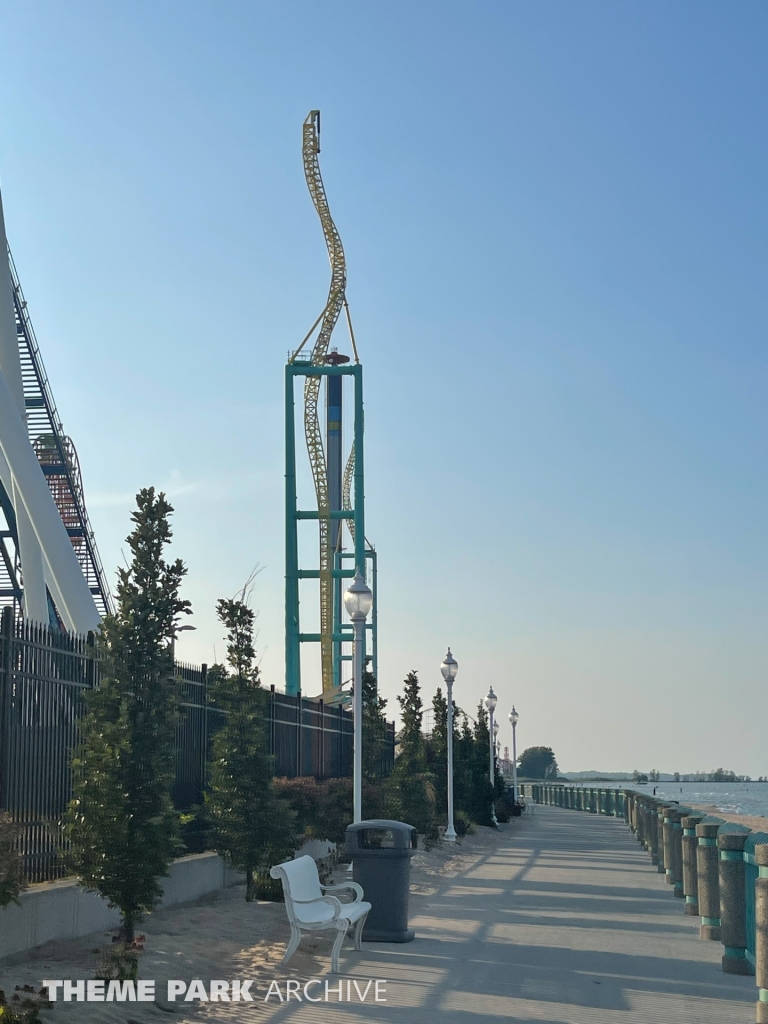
[269,855,371,973]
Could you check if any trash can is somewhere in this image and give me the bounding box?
[345,819,417,942]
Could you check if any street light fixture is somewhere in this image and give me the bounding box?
[484,687,497,784]
[440,648,458,843]
[171,624,196,662]
[485,686,498,826]
[344,570,373,824]
[509,706,519,803]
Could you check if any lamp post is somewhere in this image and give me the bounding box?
[485,687,497,784]
[441,648,458,843]
[509,706,519,803]
[171,624,196,662]
[344,570,373,824]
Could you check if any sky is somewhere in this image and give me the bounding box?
[0,2,766,776]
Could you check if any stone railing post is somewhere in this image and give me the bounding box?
[657,804,669,874]
[643,798,653,855]
[717,822,752,975]
[670,806,691,898]
[639,798,650,853]
[662,805,676,887]
[697,816,725,940]
[681,812,706,916]
[755,842,768,1023]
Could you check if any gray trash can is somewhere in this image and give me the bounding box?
[345,819,417,942]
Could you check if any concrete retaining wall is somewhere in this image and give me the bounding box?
[0,852,244,960]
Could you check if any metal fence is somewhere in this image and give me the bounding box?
[0,608,394,883]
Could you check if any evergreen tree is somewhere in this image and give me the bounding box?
[426,687,448,822]
[453,713,475,820]
[207,594,296,900]
[469,703,495,826]
[67,489,190,941]
[386,671,438,843]
[361,659,388,785]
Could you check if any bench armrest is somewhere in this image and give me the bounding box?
[323,881,364,903]
[291,895,342,920]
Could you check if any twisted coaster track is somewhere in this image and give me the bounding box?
[298,111,357,693]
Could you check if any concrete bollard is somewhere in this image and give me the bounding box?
[657,805,669,874]
[755,843,768,1024]
[717,823,752,975]
[681,812,706,916]
[651,798,663,864]
[697,816,725,940]
[670,806,691,898]
[662,805,676,886]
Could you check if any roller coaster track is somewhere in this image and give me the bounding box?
[298,110,356,693]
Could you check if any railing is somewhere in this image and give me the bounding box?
[0,608,393,882]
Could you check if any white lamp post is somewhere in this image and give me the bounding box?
[441,648,458,843]
[485,686,497,784]
[509,706,519,803]
[344,570,373,824]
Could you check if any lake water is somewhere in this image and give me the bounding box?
[626,781,768,819]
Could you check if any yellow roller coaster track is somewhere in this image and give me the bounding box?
[296,110,358,694]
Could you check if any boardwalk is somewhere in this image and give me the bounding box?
[3,806,757,1023]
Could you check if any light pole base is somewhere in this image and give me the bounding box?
[444,825,457,843]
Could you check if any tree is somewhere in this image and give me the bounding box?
[207,593,297,900]
[361,659,388,785]
[386,671,438,843]
[467,703,495,825]
[67,488,190,941]
[426,687,448,820]
[711,768,737,782]
[517,746,559,780]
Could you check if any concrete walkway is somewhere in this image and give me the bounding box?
[280,804,756,1024]
[5,806,757,1023]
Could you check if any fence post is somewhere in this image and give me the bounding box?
[682,812,706,916]
[697,816,725,940]
[717,823,752,975]
[201,663,208,793]
[755,843,768,1023]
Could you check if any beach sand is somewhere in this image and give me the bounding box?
[689,804,768,833]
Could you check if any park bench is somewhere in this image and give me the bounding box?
[269,854,371,973]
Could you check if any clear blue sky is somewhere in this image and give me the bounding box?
[1,2,766,775]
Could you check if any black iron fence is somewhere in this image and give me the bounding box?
[0,608,394,883]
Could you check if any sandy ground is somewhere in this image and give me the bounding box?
[688,805,768,832]
[0,822,512,1023]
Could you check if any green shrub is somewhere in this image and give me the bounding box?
[0,813,26,909]
[454,810,476,837]
[95,935,145,983]
[0,986,51,1023]
[274,776,386,846]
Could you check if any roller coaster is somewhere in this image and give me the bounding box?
[0,190,109,632]
[285,111,376,699]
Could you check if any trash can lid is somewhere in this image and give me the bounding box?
[345,820,417,850]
